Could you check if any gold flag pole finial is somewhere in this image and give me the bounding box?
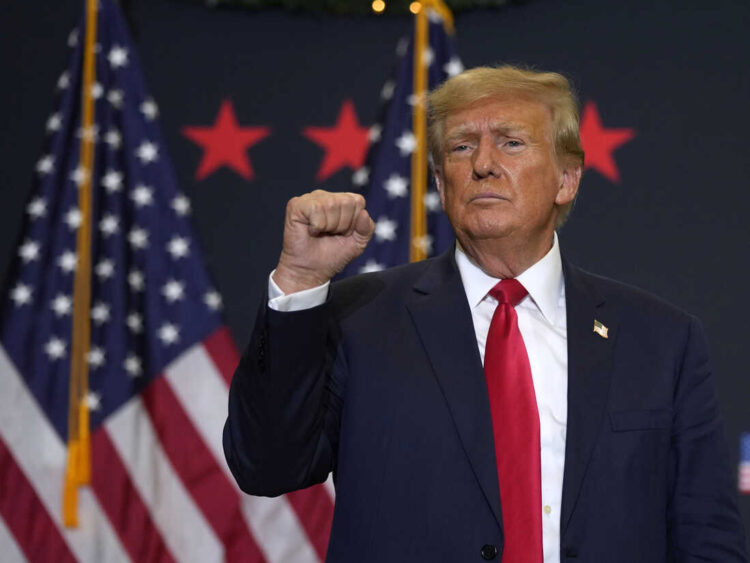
[63,0,98,528]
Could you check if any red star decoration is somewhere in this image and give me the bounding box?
[303,99,370,181]
[579,101,635,183]
[182,100,270,181]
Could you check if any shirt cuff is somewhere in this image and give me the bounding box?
[268,270,330,312]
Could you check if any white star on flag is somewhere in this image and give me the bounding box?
[44,337,67,360]
[359,259,385,274]
[381,80,396,101]
[352,167,370,187]
[140,99,159,120]
[171,195,191,216]
[443,56,464,77]
[158,323,180,345]
[91,82,104,99]
[108,45,129,68]
[70,165,90,187]
[107,89,124,109]
[77,124,99,143]
[422,47,434,66]
[101,169,124,193]
[104,128,122,149]
[57,71,70,90]
[87,347,106,369]
[86,391,102,411]
[384,173,409,198]
[36,155,55,176]
[412,234,434,255]
[131,184,154,207]
[395,131,417,156]
[64,208,82,230]
[91,302,111,325]
[99,214,120,236]
[46,113,62,133]
[167,237,190,259]
[128,269,145,291]
[67,29,78,47]
[424,191,442,212]
[369,124,382,142]
[57,251,78,274]
[135,141,159,164]
[124,353,142,377]
[10,284,33,306]
[27,197,47,219]
[95,259,115,280]
[204,290,223,311]
[374,217,398,242]
[162,280,185,303]
[407,93,427,108]
[50,294,72,317]
[18,240,40,263]
[128,227,149,249]
[126,312,143,333]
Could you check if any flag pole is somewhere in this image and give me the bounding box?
[63,0,98,528]
[409,0,454,262]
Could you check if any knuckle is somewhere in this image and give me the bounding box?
[308,201,323,217]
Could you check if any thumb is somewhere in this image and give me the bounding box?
[353,208,375,241]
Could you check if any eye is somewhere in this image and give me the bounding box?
[502,138,526,153]
[451,144,470,153]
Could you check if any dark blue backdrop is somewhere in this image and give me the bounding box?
[2,0,748,541]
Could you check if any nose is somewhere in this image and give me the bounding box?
[472,135,501,179]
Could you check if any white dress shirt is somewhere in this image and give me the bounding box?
[455,234,567,563]
[268,235,568,562]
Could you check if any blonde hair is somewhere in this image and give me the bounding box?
[427,65,584,226]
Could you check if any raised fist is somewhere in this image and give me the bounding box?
[272,190,375,293]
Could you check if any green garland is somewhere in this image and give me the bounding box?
[193,0,522,15]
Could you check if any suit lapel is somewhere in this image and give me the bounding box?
[406,251,503,529]
[560,261,618,534]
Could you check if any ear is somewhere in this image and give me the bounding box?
[433,165,447,210]
[555,163,582,206]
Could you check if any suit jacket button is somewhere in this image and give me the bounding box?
[480,544,498,560]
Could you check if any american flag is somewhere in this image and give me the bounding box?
[344,2,461,275]
[0,1,333,561]
[740,432,750,495]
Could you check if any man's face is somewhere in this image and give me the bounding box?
[434,96,580,249]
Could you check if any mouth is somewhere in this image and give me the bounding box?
[468,192,509,203]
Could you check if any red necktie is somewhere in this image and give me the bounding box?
[484,279,543,563]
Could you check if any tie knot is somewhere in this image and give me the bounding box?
[489,278,528,307]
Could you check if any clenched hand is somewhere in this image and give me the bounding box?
[272,190,375,294]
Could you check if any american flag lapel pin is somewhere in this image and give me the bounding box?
[593,320,609,339]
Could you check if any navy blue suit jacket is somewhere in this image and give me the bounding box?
[223,249,747,562]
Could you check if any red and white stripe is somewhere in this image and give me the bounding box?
[0,327,335,562]
[739,462,750,495]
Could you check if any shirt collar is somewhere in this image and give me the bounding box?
[455,233,564,326]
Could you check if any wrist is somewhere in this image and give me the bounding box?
[273,261,331,294]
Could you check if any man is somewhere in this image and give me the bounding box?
[223,66,747,562]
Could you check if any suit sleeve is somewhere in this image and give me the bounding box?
[222,294,344,497]
[668,316,748,561]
